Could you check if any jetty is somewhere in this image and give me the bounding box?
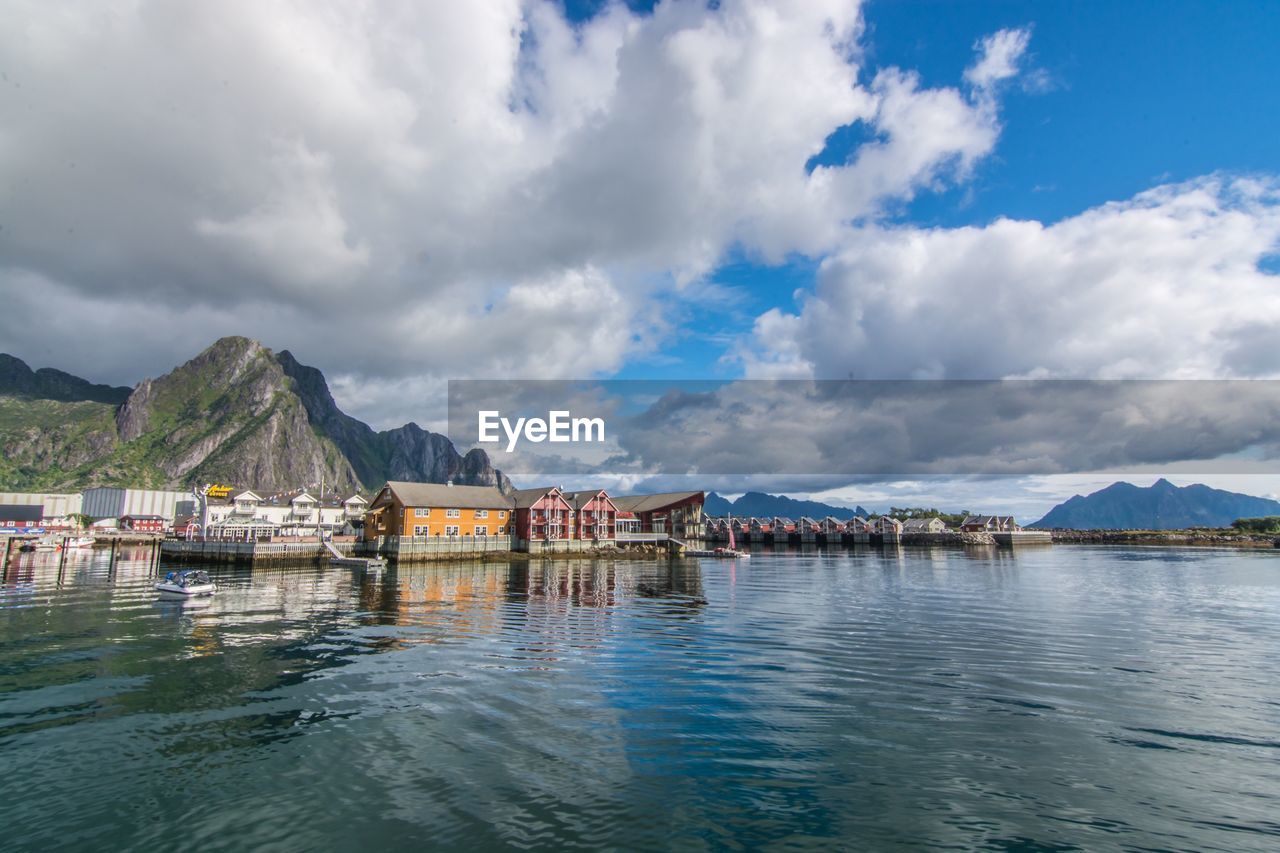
[323,539,386,571]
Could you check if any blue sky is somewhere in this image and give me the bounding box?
[864,0,1279,223]
[613,0,1280,378]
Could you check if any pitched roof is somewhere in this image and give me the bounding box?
[611,491,704,513]
[509,486,569,509]
[384,481,512,510]
[562,489,616,511]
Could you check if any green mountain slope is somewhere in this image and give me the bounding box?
[0,338,509,493]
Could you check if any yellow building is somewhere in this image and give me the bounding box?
[363,481,513,540]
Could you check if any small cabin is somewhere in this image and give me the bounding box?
[903,517,946,534]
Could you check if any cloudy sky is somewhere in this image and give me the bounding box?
[3,1,1279,514]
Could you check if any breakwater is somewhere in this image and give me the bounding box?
[1047,529,1278,548]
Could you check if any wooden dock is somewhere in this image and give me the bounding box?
[323,539,386,571]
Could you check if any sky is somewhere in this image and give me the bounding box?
[2,1,1279,516]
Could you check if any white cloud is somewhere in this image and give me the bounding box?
[194,141,371,296]
[742,177,1280,380]
[964,27,1031,91]
[0,0,1023,425]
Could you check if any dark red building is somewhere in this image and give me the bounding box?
[121,514,167,533]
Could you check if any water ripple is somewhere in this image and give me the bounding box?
[1,546,1279,850]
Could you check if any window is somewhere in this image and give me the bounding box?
[446,508,460,518]
[476,526,488,536]
[413,525,428,536]
[498,510,506,519]
[496,526,504,535]
[445,525,460,536]
[416,507,431,518]
[475,509,488,519]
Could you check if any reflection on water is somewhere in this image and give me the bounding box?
[2,544,1279,851]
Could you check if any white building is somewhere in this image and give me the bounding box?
[202,488,369,538]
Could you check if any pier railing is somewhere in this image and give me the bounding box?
[615,531,670,542]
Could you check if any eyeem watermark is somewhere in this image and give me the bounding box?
[478,410,605,452]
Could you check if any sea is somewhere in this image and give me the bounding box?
[2,544,1278,851]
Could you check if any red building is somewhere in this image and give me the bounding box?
[511,487,575,545]
[563,489,618,542]
[121,514,167,533]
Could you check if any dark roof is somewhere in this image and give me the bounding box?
[510,487,570,509]
[0,505,42,523]
[384,481,512,510]
[611,491,704,513]
[561,489,613,511]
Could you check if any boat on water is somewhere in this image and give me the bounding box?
[685,546,750,558]
[155,569,216,596]
[34,537,59,551]
[686,518,749,558]
[66,536,96,549]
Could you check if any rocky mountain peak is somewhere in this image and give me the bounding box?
[0,337,512,495]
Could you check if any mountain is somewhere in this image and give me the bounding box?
[275,350,510,492]
[1031,478,1280,529]
[705,491,871,519]
[0,353,131,405]
[0,337,510,494]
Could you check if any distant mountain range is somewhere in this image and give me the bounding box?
[705,491,871,519]
[1031,478,1280,530]
[0,337,510,495]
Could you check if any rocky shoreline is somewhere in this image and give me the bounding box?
[1046,529,1279,549]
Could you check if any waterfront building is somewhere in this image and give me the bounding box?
[0,504,44,534]
[0,492,84,527]
[903,517,947,534]
[81,487,188,524]
[873,516,904,536]
[959,515,1020,533]
[563,489,618,542]
[201,487,369,538]
[363,481,512,540]
[611,491,705,540]
[512,486,575,544]
[120,514,167,533]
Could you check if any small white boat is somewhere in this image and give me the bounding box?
[67,536,96,549]
[685,547,750,558]
[155,569,216,596]
[34,537,59,551]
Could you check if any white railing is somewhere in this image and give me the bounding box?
[615,531,669,542]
